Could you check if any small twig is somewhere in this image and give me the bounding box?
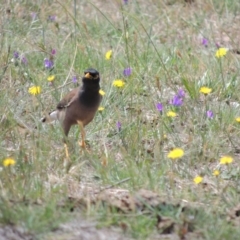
[96,177,131,194]
[41,80,73,96]
[0,45,11,83]
[61,45,78,95]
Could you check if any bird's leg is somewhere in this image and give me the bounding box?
[63,132,71,160]
[63,141,72,170]
[64,143,69,158]
[63,123,71,160]
[77,121,86,149]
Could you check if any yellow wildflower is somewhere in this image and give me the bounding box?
[99,89,105,96]
[199,86,212,95]
[167,148,184,159]
[215,48,228,58]
[194,176,203,184]
[235,117,240,123]
[220,156,233,165]
[105,50,112,60]
[166,111,177,118]
[3,158,16,167]
[47,75,55,82]
[213,170,220,176]
[28,86,41,95]
[113,79,125,88]
[98,106,104,111]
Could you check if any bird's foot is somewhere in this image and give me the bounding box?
[79,140,90,153]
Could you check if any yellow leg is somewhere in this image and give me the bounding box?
[64,143,69,158]
[77,121,86,149]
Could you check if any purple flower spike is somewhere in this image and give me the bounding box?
[72,76,77,83]
[13,51,19,59]
[170,95,183,107]
[44,58,54,69]
[156,103,163,112]
[21,56,27,65]
[116,121,121,131]
[123,67,132,77]
[177,88,185,98]
[123,0,128,4]
[202,38,208,47]
[206,110,214,119]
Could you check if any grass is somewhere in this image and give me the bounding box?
[1,0,240,239]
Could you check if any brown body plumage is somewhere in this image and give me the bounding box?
[42,68,102,150]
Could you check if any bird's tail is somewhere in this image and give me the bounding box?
[41,111,58,123]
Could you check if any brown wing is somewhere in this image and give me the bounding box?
[57,88,79,110]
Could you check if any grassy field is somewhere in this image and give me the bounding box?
[1,0,240,239]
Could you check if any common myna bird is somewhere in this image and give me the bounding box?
[42,68,102,156]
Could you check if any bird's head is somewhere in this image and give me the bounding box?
[83,68,100,83]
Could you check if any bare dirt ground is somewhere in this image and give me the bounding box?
[44,214,133,240]
[0,219,130,240]
[0,225,33,240]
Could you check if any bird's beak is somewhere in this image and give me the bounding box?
[84,72,91,78]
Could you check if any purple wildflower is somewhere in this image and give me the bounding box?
[216,42,221,49]
[177,88,185,98]
[31,12,37,21]
[170,95,183,107]
[44,58,54,69]
[156,103,163,112]
[123,67,132,76]
[116,121,121,131]
[72,76,77,83]
[206,110,214,119]
[21,56,27,65]
[13,51,19,59]
[51,49,56,55]
[202,38,208,47]
[48,15,56,21]
[123,0,128,4]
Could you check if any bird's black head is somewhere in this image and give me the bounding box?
[83,68,100,82]
[80,68,101,106]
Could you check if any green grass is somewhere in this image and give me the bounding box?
[1,0,240,239]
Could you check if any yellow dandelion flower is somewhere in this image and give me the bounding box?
[3,158,16,167]
[215,48,228,58]
[105,50,112,60]
[28,86,41,95]
[47,75,55,82]
[166,111,177,118]
[213,170,220,176]
[167,148,184,159]
[199,86,212,95]
[220,156,233,165]
[99,89,105,96]
[113,79,125,88]
[235,117,240,123]
[98,106,104,111]
[193,176,203,184]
